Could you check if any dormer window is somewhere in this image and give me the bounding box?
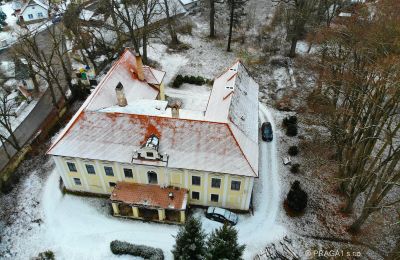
[133,134,168,162]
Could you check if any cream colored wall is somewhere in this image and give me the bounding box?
[54,156,254,210]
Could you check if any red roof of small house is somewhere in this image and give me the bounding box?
[110,182,188,210]
[47,51,259,177]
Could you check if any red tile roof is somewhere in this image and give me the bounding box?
[110,182,188,210]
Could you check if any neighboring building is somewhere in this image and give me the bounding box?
[47,49,259,224]
[19,0,49,23]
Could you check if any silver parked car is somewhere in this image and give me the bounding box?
[206,207,238,225]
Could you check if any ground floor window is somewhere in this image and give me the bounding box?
[210,194,219,202]
[192,191,200,200]
[109,182,116,187]
[124,168,133,178]
[73,178,81,185]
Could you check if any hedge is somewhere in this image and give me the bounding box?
[172,74,209,88]
[110,240,164,260]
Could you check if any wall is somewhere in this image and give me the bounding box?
[54,156,254,211]
[22,4,48,22]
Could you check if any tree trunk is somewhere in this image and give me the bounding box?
[289,36,297,58]
[164,0,179,45]
[1,138,11,159]
[210,0,215,38]
[227,0,234,52]
[348,209,371,233]
[342,193,356,213]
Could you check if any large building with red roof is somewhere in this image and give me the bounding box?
[47,49,259,224]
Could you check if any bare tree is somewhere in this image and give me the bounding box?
[226,0,246,52]
[163,0,179,45]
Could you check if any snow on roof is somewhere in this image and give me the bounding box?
[79,9,94,21]
[20,0,48,14]
[86,49,165,111]
[179,0,198,6]
[110,182,188,210]
[48,111,256,177]
[99,99,169,116]
[47,55,259,177]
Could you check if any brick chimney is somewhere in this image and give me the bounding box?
[115,82,127,107]
[135,53,145,81]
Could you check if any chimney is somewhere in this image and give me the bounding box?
[169,100,182,118]
[135,53,145,81]
[115,82,127,107]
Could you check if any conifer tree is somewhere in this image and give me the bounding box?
[172,217,207,260]
[206,223,245,260]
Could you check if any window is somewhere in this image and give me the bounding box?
[124,168,133,178]
[85,164,95,174]
[192,191,200,200]
[67,162,77,172]
[210,194,219,202]
[192,176,201,186]
[104,166,114,176]
[211,178,221,188]
[28,14,33,19]
[231,180,241,191]
[73,178,81,185]
[146,152,154,157]
[37,12,43,18]
[147,171,158,184]
[109,182,116,187]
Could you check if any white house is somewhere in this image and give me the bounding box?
[19,0,49,23]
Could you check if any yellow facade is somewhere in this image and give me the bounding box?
[54,155,254,211]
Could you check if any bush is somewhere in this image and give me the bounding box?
[282,115,297,127]
[290,163,300,174]
[110,240,164,260]
[172,74,208,88]
[286,181,308,212]
[35,251,55,260]
[288,146,299,156]
[286,123,298,136]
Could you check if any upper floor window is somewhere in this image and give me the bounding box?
[104,166,114,176]
[85,164,95,174]
[28,14,33,19]
[192,176,201,186]
[67,162,77,172]
[37,12,43,18]
[124,168,133,178]
[147,171,158,184]
[211,178,221,188]
[231,180,241,191]
[146,152,154,157]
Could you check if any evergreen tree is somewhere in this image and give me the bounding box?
[172,217,207,260]
[206,223,245,260]
[0,10,7,32]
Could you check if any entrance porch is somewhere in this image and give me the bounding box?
[110,182,188,224]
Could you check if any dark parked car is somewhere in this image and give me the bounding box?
[206,207,238,225]
[261,122,273,141]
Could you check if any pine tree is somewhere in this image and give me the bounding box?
[206,223,245,260]
[0,10,7,32]
[172,217,207,260]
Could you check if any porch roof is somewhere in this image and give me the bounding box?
[110,182,188,210]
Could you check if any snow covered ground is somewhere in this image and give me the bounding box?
[0,104,286,259]
[0,2,19,46]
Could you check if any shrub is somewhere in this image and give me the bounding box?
[282,115,297,127]
[172,74,208,88]
[35,251,55,260]
[176,21,194,35]
[110,240,164,260]
[288,146,299,156]
[286,181,308,212]
[290,163,300,174]
[286,123,298,136]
